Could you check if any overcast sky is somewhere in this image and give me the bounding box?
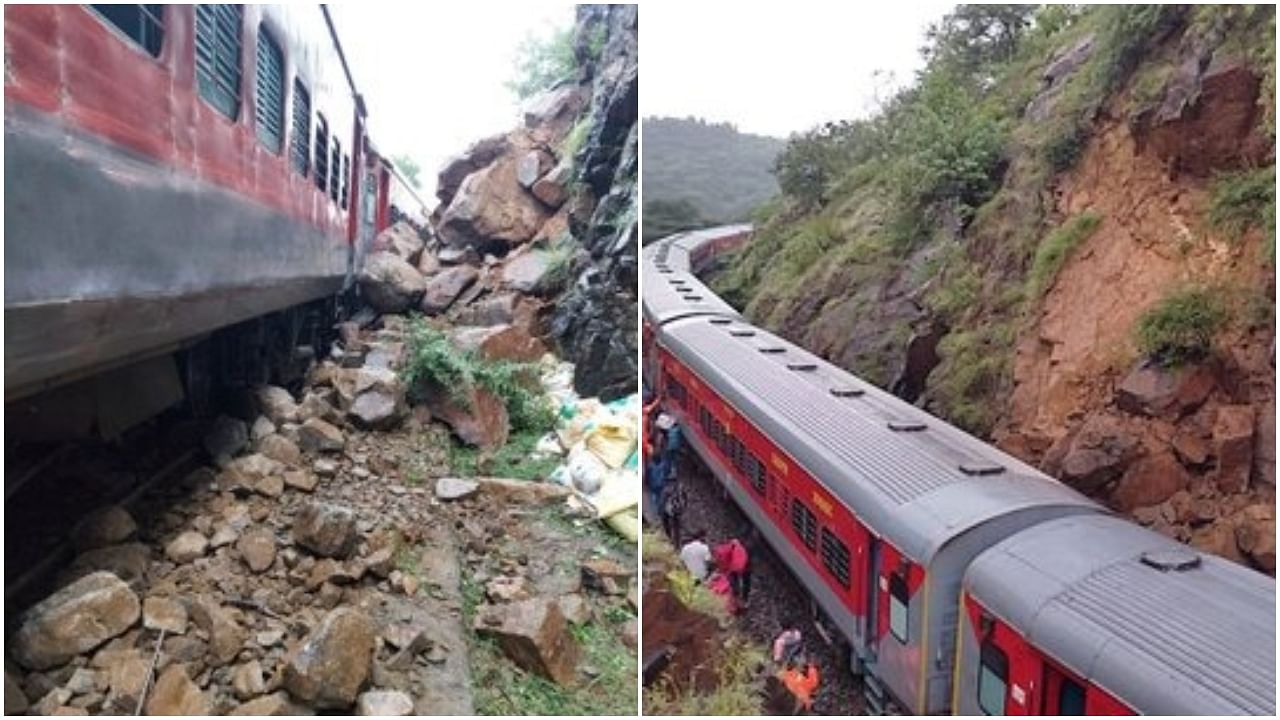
[328,3,575,204]
[644,3,955,138]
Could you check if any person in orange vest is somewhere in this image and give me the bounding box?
[778,654,820,714]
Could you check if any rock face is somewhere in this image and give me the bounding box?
[359,252,429,313]
[284,608,376,709]
[293,502,359,559]
[421,265,479,315]
[1115,361,1217,418]
[1212,404,1255,493]
[13,572,141,670]
[549,5,639,401]
[474,598,580,686]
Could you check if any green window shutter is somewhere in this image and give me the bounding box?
[254,26,284,153]
[194,4,243,120]
[91,5,165,57]
[290,79,311,175]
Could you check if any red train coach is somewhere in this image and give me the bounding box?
[5,4,401,434]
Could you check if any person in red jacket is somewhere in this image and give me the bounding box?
[713,538,751,609]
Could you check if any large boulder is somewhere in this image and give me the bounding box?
[436,134,510,208]
[220,453,285,497]
[64,542,151,586]
[436,157,552,253]
[257,434,303,468]
[1109,451,1189,511]
[1234,504,1276,573]
[473,598,580,686]
[421,266,479,315]
[1115,360,1217,419]
[70,505,137,552]
[283,608,376,709]
[293,502,359,559]
[502,249,556,295]
[332,366,407,430]
[375,222,425,265]
[255,386,299,426]
[12,572,140,670]
[297,418,345,454]
[517,149,556,189]
[164,531,209,564]
[1213,404,1255,493]
[451,324,548,363]
[532,162,571,208]
[1053,414,1141,493]
[358,252,429,314]
[420,382,510,451]
[521,85,588,141]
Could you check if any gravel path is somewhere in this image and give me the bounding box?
[666,451,865,715]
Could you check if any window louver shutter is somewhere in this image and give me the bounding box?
[194,4,243,120]
[314,117,329,191]
[254,27,285,153]
[291,80,311,175]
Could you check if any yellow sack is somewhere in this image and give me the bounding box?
[585,419,637,469]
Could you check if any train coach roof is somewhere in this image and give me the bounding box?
[661,315,1098,563]
[642,243,740,326]
[667,224,753,252]
[964,514,1276,715]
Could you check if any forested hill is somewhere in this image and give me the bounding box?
[641,117,784,241]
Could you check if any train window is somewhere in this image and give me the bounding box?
[314,115,329,191]
[748,455,766,495]
[341,154,351,209]
[819,528,851,589]
[253,26,285,154]
[1057,677,1085,716]
[888,573,909,643]
[790,500,817,551]
[977,641,1009,715]
[194,5,244,120]
[330,140,342,201]
[290,80,311,175]
[91,5,165,57]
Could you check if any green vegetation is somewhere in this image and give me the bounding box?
[1028,212,1102,295]
[1208,167,1276,256]
[642,116,785,234]
[1134,287,1228,366]
[391,154,422,189]
[508,25,577,101]
[404,319,557,435]
[559,116,591,165]
[643,199,707,244]
[448,430,561,481]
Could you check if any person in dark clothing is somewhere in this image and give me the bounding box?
[659,471,687,546]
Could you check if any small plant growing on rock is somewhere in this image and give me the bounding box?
[1134,287,1227,365]
[1028,211,1101,296]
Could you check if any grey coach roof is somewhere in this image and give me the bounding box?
[964,514,1276,715]
[642,238,740,326]
[661,315,1099,563]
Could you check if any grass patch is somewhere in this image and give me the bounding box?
[1207,167,1275,254]
[448,430,562,481]
[1028,211,1102,295]
[644,635,765,715]
[404,319,557,435]
[1134,286,1228,366]
[560,117,591,165]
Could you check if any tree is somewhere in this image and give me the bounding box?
[392,154,421,189]
[642,199,705,244]
[923,5,1036,72]
[507,26,576,101]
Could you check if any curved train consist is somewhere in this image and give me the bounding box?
[5,5,418,437]
[643,226,1275,715]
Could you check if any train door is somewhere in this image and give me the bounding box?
[1041,662,1087,715]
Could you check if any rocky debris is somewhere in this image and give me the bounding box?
[144,665,209,715]
[284,468,318,493]
[580,557,631,596]
[142,595,188,634]
[486,575,533,603]
[164,530,209,564]
[231,660,266,701]
[557,594,591,625]
[236,526,277,573]
[298,417,345,454]
[376,222,426,266]
[255,385,300,426]
[13,572,140,670]
[502,248,556,295]
[1111,451,1189,511]
[70,505,137,552]
[474,597,580,686]
[1212,404,1255,493]
[221,453,286,497]
[293,502,359,559]
[65,542,151,586]
[1171,426,1211,467]
[1235,504,1276,572]
[359,252,429,314]
[284,608,376,709]
[421,382,510,451]
[257,434,303,467]
[453,292,521,327]
[421,265,479,315]
[436,134,510,209]
[1026,34,1095,121]
[357,689,414,716]
[435,477,479,502]
[189,599,246,667]
[437,155,552,253]
[452,324,549,363]
[1115,360,1216,419]
[473,476,573,505]
[205,415,250,463]
[229,690,310,716]
[522,85,588,141]
[251,416,276,442]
